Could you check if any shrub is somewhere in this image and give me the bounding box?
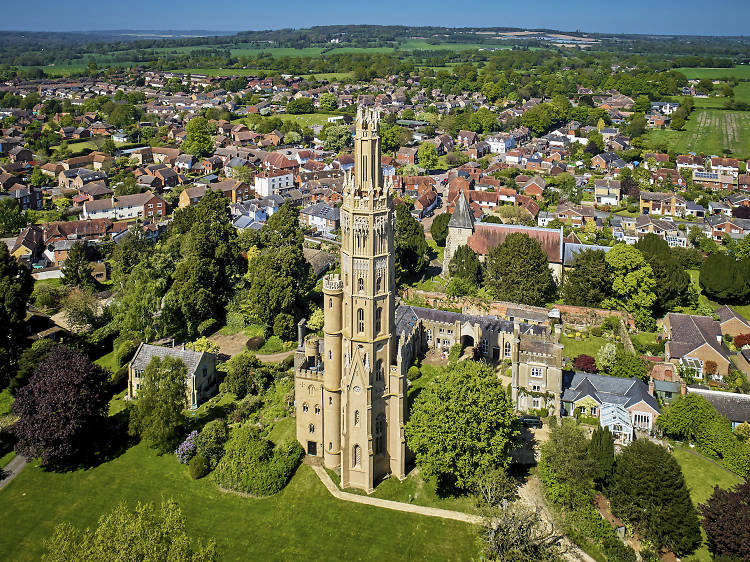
[116,339,141,367]
[246,336,265,351]
[590,326,603,337]
[197,318,219,336]
[573,354,597,373]
[213,426,303,496]
[111,365,129,390]
[407,366,421,381]
[601,535,637,562]
[601,316,620,332]
[448,342,462,363]
[175,430,198,464]
[189,453,209,479]
[273,313,295,341]
[734,333,750,348]
[226,311,248,332]
[196,419,229,469]
[229,395,263,424]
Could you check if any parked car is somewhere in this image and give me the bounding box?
[519,415,542,429]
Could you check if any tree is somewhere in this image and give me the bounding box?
[561,249,611,307]
[656,394,720,442]
[417,142,439,170]
[573,354,597,373]
[42,499,217,562]
[182,116,215,157]
[538,420,594,508]
[222,352,269,398]
[446,276,477,297]
[323,124,352,152]
[28,166,47,188]
[0,242,34,388]
[188,337,220,354]
[12,346,110,467]
[195,419,229,470]
[394,204,429,284]
[286,98,314,114]
[484,233,555,306]
[405,360,519,492]
[0,199,26,237]
[273,312,295,340]
[479,502,564,562]
[61,288,99,332]
[700,253,750,304]
[108,103,137,128]
[699,481,750,561]
[589,426,614,489]
[608,350,649,382]
[609,440,701,555]
[61,241,92,288]
[635,234,690,314]
[448,244,482,286]
[319,92,337,112]
[603,244,657,331]
[429,212,450,246]
[128,356,188,453]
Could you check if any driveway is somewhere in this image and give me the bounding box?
[0,455,27,490]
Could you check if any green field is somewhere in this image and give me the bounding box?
[676,66,750,80]
[559,334,610,359]
[644,109,750,158]
[0,444,476,561]
[734,82,750,104]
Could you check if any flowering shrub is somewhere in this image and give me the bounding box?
[175,430,198,464]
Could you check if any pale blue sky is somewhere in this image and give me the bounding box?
[2,0,748,35]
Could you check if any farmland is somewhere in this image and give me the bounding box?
[644,109,750,158]
[676,66,750,80]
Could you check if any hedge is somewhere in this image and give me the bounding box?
[198,318,219,337]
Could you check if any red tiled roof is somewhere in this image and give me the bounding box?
[467,224,562,263]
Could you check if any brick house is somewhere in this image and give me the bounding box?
[663,313,732,378]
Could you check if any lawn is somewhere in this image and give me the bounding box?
[559,334,609,359]
[94,349,118,374]
[672,447,744,562]
[644,109,750,158]
[0,388,13,416]
[733,81,750,104]
[675,66,750,80]
[0,441,477,561]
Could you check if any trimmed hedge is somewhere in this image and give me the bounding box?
[213,426,303,496]
[189,453,209,479]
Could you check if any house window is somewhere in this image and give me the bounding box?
[309,424,315,433]
[329,442,333,451]
[302,403,309,413]
[531,367,543,378]
[481,338,489,355]
[375,308,382,333]
[532,397,541,409]
[426,329,432,342]
[531,384,542,392]
[591,407,598,416]
[633,413,651,429]
[328,397,332,406]
[352,444,361,467]
[315,405,321,415]
[357,308,364,333]
[329,350,332,360]
[504,341,512,357]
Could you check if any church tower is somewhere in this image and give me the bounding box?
[308,105,405,493]
[442,189,475,276]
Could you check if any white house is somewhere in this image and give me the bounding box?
[254,170,294,198]
[486,133,515,154]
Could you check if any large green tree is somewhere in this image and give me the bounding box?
[323,124,352,152]
[417,142,439,170]
[429,212,450,246]
[635,234,690,314]
[128,356,188,454]
[42,500,217,562]
[0,243,34,388]
[182,116,215,157]
[538,420,594,508]
[700,253,750,304]
[608,440,701,556]
[394,204,429,285]
[589,426,615,489]
[484,233,555,306]
[602,244,657,331]
[448,244,482,286]
[561,249,611,307]
[405,360,519,492]
[0,199,26,236]
[61,241,93,289]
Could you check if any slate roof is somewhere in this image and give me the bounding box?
[686,387,750,424]
[665,313,729,361]
[563,243,612,266]
[716,305,750,330]
[129,343,209,379]
[561,371,659,411]
[448,190,474,229]
[301,202,340,221]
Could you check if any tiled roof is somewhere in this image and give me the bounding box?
[468,223,563,263]
[129,343,209,378]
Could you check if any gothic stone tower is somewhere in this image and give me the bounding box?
[297,105,406,493]
[442,189,475,275]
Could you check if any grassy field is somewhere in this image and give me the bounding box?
[0,444,477,561]
[644,109,750,158]
[675,66,750,80]
[734,81,750,104]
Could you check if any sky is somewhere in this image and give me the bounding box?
[2,0,749,36]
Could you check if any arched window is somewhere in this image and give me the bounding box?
[375,359,383,382]
[376,275,382,293]
[302,403,309,413]
[329,396,332,405]
[329,441,333,451]
[426,329,432,342]
[504,341,512,358]
[374,414,385,455]
[308,385,315,395]
[358,277,364,292]
[375,307,382,333]
[308,424,315,433]
[357,308,364,333]
[354,410,360,426]
[352,444,361,467]
[314,404,321,415]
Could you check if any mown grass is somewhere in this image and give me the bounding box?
[559,334,610,359]
[675,66,750,80]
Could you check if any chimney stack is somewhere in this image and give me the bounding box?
[297,318,307,349]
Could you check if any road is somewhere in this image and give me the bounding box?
[0,455,27,490]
